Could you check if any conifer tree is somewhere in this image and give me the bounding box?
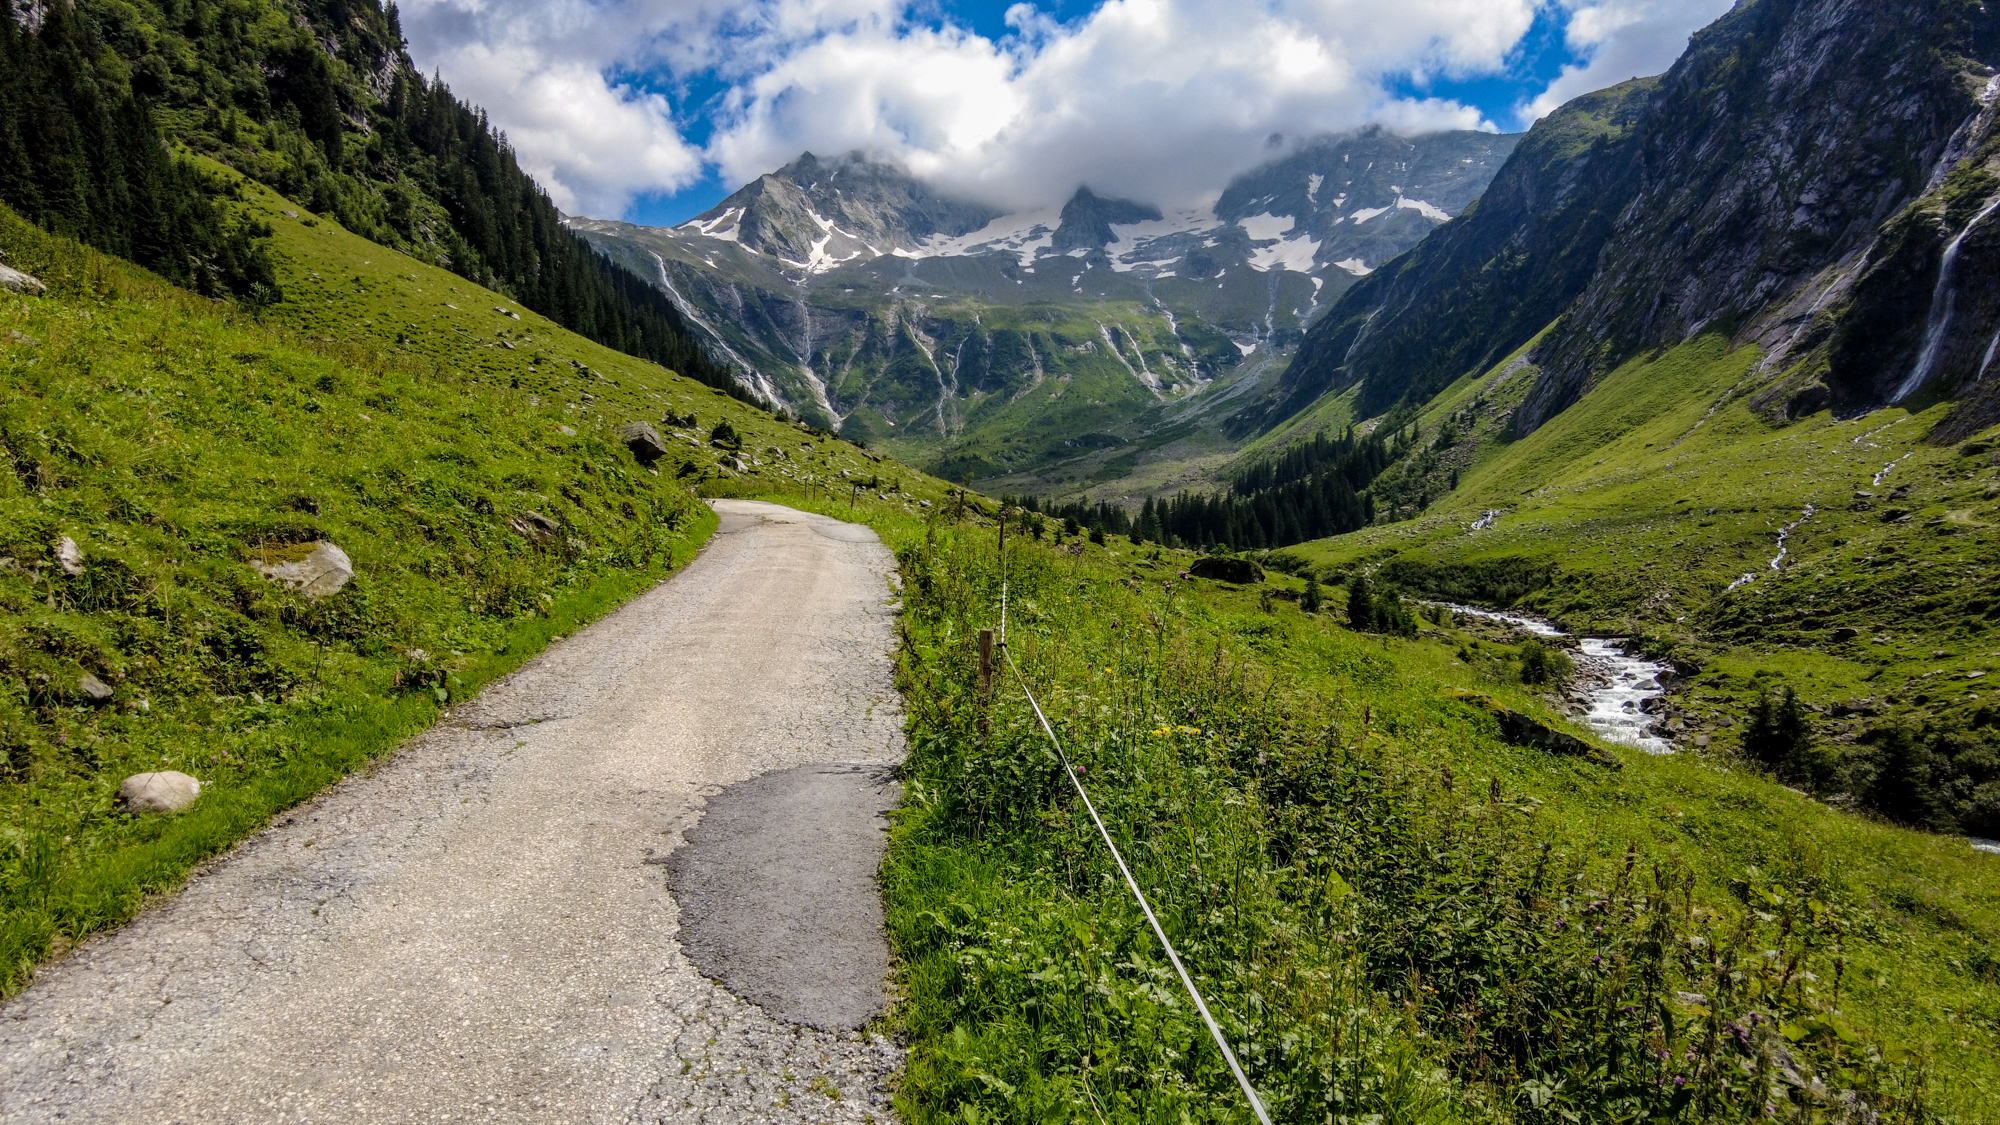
[1346,572,1373,631]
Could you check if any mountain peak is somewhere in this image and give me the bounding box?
[1052,187,1163,252]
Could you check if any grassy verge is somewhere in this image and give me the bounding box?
[826,505,2000,1123]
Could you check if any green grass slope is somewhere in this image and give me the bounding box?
[0,181,951,992]
[1278,332,2000,831]
[778,498,1998,1122]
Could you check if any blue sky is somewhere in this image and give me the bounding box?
[401,0,1726,225]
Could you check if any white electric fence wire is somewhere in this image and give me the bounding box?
[996,576,1272,1125]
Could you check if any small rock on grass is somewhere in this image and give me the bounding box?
[120,771,202,814]
[80,673,115,706]
[0,262,45,295]
[56,536,83,576]
[510,510,559,542]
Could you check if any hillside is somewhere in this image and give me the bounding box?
[568,130,1519,494]
[1273,0,2000,436]
[0,0,736,395]
[1206,0,2000,876]
[0,173,948,991]
[730,491,2000,1122]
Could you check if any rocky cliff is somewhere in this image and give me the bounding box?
[1274,0,2000,441]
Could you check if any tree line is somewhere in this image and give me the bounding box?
[1011,423,1413,552]
[0,1,280,299]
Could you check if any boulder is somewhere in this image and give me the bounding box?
[1188,556,1265,584]
[119,771,202,814]
[79,673,115,706]
[0,262,45,295]
[617,421,670,464]
[55,536,83,576]
[252,541,353,598]
[1445,688,1621,768]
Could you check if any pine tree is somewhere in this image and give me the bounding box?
[1863,724,1953,831]
[1346,572,1373,631]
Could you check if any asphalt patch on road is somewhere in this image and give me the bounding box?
[666,763,900,1031]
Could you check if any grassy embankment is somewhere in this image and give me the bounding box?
[0,178,950,992]
[721,482,1999,1122]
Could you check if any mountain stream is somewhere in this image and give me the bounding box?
[1437,603,1675,754]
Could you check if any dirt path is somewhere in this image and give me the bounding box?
[0,501,906,1124]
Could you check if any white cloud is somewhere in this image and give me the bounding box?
[398,0,707,215]
[1525,0,1736,120]
[397,0,1721,219]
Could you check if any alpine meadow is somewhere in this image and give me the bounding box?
[3,0,2000,1123]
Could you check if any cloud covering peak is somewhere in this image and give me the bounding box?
[398,0,1730,220]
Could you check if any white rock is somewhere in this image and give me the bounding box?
[0,263,45,295]
[253,541,354,598]
[119,771,202,813]
[55,536,83,576]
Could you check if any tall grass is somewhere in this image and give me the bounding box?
[886,520,1933,1123]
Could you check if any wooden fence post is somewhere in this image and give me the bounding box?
[978,627,995,736]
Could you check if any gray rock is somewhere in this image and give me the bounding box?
[252,541,353,598]
[119,771,202,814]
[616,421,669,464]
[510,510,559,542]
[0,262,45,295]
[80,673,115,706]
[55,536,84,576]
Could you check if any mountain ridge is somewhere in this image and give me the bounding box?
[1274,0,2000,446]
[570,129,1521,488]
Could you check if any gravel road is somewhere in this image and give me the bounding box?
[0,500,907,1124]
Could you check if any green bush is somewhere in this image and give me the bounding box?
[1518,636,1575,686]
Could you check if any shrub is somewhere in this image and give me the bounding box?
[1518,635,1575,686]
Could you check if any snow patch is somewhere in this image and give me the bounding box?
[1104,207,1222,273]
[1307,173,1323,202]
[684,207,744,242]
[897,207,1061,267]
[1248,233,1320,273]
[1237,213,1296,241]
[1349,206,1390,225]
[1332,257,1371,276]
[1397,197,1451,223]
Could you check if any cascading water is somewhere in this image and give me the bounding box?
[1725,504,1814,591]
[1894,192,2000,402]
[1431,604,1673,753]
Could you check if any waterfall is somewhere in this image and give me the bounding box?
[1893,192,2000,402]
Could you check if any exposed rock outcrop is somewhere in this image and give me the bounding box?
[1446,688,1622,768]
